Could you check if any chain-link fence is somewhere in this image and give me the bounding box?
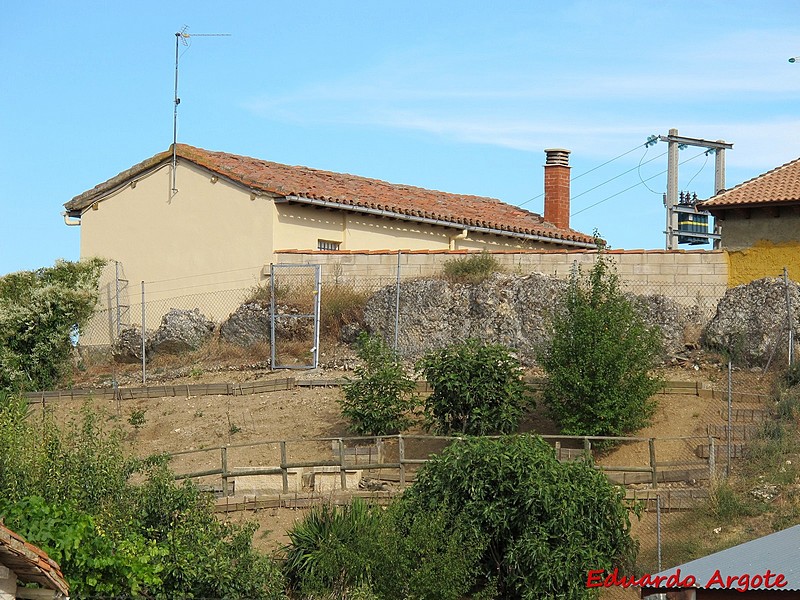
[75,256,797,390]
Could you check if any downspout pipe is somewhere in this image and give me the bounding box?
[62,211,81,226]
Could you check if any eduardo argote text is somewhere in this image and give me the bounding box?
[587,568,787,593]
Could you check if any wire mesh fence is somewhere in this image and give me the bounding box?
[75,255,798,388]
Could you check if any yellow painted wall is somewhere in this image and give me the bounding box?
[79,161,273,305]
[273,202,555,251]
[726,240,800,286]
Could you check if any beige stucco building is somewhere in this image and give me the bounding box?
[700,157,800,286]
[64,144,596,299]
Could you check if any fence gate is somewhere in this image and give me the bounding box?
[270,264,321,369]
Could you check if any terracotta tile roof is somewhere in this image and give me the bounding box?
[701,155,800,209]
[0,523,69,596]
[65,144,596,247]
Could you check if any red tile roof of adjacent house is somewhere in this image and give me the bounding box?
[0,523,69,596]
[65,144,597,247]
[701,155,800,209]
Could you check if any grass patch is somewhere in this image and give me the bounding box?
[442,251,502,284]
[321,284,370,341]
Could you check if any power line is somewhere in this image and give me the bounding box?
[571,150,666,202]
[518,139,657,208]
[571,150,707,217]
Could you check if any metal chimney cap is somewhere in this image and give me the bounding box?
[544,148,571,166]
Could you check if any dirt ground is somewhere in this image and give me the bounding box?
[45,356,758,560]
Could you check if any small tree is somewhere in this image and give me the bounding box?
[0,258,106,393]
[399,435,638,599]
[340,332,417,435]
[417,339,528,435]
[539,255,662,437]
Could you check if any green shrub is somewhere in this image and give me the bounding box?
[399,435,637,599]
[442,251,501,284]
[283,499,381,597]
[0,401,287,599]
[283,498,485,600]
[416,339,528,435]
[340,332,417,435]
[0,258,106,393]
[539,255,663,436]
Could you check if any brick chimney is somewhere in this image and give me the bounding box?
[544,148,571,230]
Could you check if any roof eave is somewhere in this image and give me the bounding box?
[280,194,597,249]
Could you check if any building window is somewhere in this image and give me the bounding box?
[318,239,341,251]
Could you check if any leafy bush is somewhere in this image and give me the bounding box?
[0,258,106,392]
[0,400,286,599]
[442,251,501,284]
[283,498,486,600]
[539,255,662,436]
[416,339,528,435]
[340,332,417,435]
[283,499,382,597]
[399,435,638,599]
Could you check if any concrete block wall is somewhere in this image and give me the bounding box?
[275,249,729,310]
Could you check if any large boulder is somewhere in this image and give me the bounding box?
[220,302,271,346]
[113,326,151,363]
[362,272,709,365]
[629,293,702,355]
[150,308,215,354]
[704,277,800,366]
[363,273,568,363]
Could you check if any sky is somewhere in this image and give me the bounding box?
[3,1,800,276]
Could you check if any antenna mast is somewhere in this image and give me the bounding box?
[172,26,230,194]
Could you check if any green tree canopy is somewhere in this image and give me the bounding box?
[0,258,106,393]
[417,339,528,435]
[398,435,638,599]
[539,255,663,437]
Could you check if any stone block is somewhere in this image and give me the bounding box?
[231,470,303,495]
[310,466,363,492]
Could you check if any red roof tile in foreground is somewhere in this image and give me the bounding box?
[701,155,800,209]
[65,144,596,247]
[0,523,69,596]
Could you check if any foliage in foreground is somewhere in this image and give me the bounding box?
[417,339,528,435]
[0,397,286,599]
[539,254,663,436]
[284,435,636,599]
[283,498,486,600]
[0,258,106,393]
[340,332,417,435]
[400,435,638,599]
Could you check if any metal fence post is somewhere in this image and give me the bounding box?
[394,251,401,351]
[727,360,733,477]
[785,267,794,367]
[656,494,662,572]
[708,436,716,482]
[141,281,146,385]
[115,261,121,337]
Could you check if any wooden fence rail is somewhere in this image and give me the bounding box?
[23,377,718,404]
[167,433,722,498]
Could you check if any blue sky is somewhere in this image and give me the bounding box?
[3,1,800,276]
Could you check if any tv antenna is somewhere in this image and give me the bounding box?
[172,26,230,193]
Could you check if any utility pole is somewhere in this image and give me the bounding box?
[658,129,733,250]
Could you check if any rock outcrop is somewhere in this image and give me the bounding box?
[704,277,800,365]
[150,308,215,354]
